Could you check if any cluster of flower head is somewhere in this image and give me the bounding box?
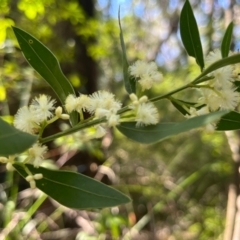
[2,94,69,185]
[0,144,47,172]
[65,89,160,133]
[129,93,159,126]
[65,91,122,134]
[128,60,163,91]
[14,94,69,134]
[12,61,162,138]
[0,152,44,189]
[5,59,162,189]
[186,49,240,130]
[9,74,160,174]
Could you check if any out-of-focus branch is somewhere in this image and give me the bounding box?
[224,131,240,240]
[232,196,240,240]
[224,184,237,240]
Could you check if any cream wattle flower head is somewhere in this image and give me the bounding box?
[128,60,155,77]
[65,94,90,113]
[65,94,78,113]
[30,94,56,122]
[218,87,240,110]
[135,102,159,127]
[205,49,222,67]
[87,90,122,114]
[129,60,163,91]
[199,87,240,111]
[28,143,48,168]
[14,106,39,134]
[205,49,233,86]
[14,94,57,134]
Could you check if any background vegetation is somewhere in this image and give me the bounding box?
[0,0,239,239]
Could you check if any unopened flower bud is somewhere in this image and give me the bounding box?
[132,100,139,106]
[60,114,70,120]
[33,173,43,180]
[129,93,138,101]
[55,106,63,117]
[139,95,148,103]
[26,175,34,182]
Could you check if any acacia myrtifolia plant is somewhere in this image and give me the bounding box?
[1,0,240,209]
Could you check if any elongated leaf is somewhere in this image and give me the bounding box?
[0,118,37,156]
[13,163,130,209]
[117,111,227,144]
[193,54,240,84]
[171,100,190,115]
[12,27,78,126]
[118,8,136,94]
[216,111,240,131]
[221,22,233,58]
[170,98,204,115]
[180,0,204,70]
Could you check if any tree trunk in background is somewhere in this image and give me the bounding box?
[224,131,240,240]
[75,0,98,94]
[56,0,98,94]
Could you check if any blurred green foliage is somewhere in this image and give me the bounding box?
[0,0,236,239]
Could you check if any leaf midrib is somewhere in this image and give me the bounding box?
[185,3,197,59]
[41,175,123,200]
